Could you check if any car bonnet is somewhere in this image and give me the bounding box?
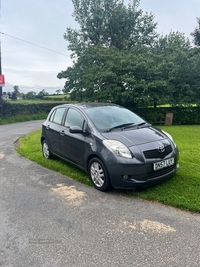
[101,126,166,147]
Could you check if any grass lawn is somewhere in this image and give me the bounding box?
[16,125,200,213]
[6,99,66,104]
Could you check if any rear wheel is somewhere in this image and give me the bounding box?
[42,140,53,159]
[89,157,112,192]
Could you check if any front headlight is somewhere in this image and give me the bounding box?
[103,140,132,158]
[162,130,176,147]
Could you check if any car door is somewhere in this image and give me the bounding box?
[59,108,86,167]
[44,107,66,155]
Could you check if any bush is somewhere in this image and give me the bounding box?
[1,101,65,117]
[131,106,200,125]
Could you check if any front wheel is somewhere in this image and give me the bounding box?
[42,140,53,159]
[89,157,112,192]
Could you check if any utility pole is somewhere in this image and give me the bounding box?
[0,0,3,116]
[0,43,3,115]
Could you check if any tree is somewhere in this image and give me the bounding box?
[36,89,49,99]
[58,0,158,104]
[13,85,20,95]
[24,91,37,100]
[11,85,20,99]
[67,0,157,51]
[187,48,200,105]
[191,17,200,46]
[7,92,12,98]
[58,0,198,107]
[58,44,168,107]
[152,32,193,106]
[55,89,61,94]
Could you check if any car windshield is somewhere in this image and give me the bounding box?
[84,106,145,131]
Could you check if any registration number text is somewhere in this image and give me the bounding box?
[153,158,174,171]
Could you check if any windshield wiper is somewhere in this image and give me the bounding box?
[122,122,149,130]
[135,122,150,128]
[106,123,135,132]
[136,122,146,126]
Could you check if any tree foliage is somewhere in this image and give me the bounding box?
[152,32,197,106]
[7,85,21,100]
[66,0,157,53]
[22,90,49,100]
[58,0,200,107]
[191,17,200,46]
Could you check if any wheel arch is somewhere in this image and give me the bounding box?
[41,136,45,144]
[86,153,106,173]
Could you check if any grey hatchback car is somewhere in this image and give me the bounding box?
[41,103,179,191]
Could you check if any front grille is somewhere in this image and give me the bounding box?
[143,145,172,159]
[147,164,175,179]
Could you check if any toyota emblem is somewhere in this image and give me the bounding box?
[158,145,165,153]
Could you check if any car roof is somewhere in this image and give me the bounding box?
[56,103,120,110]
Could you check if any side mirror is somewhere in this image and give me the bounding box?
[69,126,83,134]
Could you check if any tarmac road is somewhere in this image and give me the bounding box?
[0,120,199,267]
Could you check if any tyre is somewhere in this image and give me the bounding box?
[89,157,112,192]
[42,140,53,159]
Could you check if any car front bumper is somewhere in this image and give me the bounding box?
[103,148,179,189]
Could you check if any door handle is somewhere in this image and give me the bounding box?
[60,130,65,136]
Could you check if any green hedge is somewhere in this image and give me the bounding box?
[1,101,200,125]
[1,101,64,117]
[132,106,200,125]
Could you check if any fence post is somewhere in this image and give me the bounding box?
[165,112,173,125]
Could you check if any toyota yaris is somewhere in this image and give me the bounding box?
[41,103,179,191]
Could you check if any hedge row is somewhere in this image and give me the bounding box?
[1,102,63,117]
[132,106,200,125]
[1,101,200,125]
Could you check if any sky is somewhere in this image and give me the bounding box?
[1,0,200,94]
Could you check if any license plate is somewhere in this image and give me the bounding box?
[153,158,174,171]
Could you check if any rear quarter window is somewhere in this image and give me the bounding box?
[49,108,65,124]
